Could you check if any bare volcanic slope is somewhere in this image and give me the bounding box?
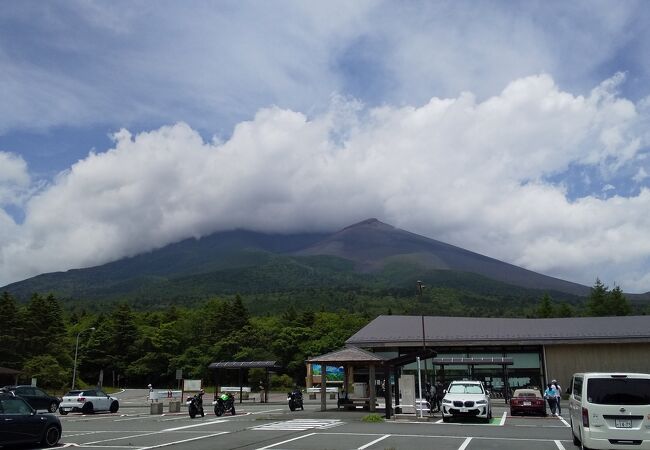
[297,218,591,296]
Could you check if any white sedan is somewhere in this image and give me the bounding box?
[59,389,119,415]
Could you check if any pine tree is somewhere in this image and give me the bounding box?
[607,285,631,316]
[536,293,554,318]
[586,278,609,316]
[0,292,23,368]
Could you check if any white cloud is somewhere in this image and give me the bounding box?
[1,1,648,136]
[1,74,650,293]
[0,151,30,205]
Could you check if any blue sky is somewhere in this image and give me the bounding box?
[1,0,650,292]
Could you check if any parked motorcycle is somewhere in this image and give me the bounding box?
[187,390,205,418]
[214,392,236,416]
[288,389,304,411]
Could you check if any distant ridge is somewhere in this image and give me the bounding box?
[297,218,591,296]
[3,218,648,303]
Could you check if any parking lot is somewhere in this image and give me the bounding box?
[51,390,575,450]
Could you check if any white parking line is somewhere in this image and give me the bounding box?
[163,419,227,431]
[358,434,390,449]
[557,415,570,427]
[255,432,317,449]
[499,411,507,426]
[554,440,566,450]
[84,431,163,445]
[458,437,472,450]
[139,431,229,449]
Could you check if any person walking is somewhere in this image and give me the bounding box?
[551,379,562,416]
[544,383,558,415]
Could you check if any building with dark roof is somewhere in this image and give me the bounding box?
[345,315,650,395]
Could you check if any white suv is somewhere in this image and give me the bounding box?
[568,372,650,450]
[441,380,492,423]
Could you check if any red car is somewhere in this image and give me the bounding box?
[509,388,546,416]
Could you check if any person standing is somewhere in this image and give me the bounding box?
[544,383,557,415]
[435,380,444,413]
[551,379,562,416]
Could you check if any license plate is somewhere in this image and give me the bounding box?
[523,401,531,406]
[615,419,632,428]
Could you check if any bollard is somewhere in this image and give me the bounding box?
[168,400,180,413]
[150,402,163,415]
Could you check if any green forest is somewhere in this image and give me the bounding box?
[0,278,639,393]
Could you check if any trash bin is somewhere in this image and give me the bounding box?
[168,400,180,413]
[150,402,163,414]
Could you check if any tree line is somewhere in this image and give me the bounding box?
[0,278,641,392]
[0,292,367,391]
[534,278,633,318]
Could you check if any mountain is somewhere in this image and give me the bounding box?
[3,218,648,305]
[297,218,591,295]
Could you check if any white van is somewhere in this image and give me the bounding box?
[567,373,650,449]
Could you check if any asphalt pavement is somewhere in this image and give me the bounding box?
[52,389,575,450]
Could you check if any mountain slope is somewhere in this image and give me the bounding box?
[3,218,647,303]
[297,218,591,296]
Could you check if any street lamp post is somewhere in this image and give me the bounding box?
[72,327,95,390]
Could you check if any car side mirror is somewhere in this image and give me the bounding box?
[443,389,447,394]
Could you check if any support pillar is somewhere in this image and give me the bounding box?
[320,372,327,411]
[369,364,376,412]
[384,365,392,419]
[238,368,243,404]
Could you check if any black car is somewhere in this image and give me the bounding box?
[0,392,62,447]
[2,385,61,413]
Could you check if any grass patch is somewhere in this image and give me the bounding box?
[361,413,384,423]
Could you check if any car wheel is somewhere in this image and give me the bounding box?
[110,400,119,413]
[82,402,94,414]
[442,414,450,423]
[48,401,58,413]
[59,409,68,415]
[488,408,492,420]
[41,424,61,447]
[570,419,580,445]
[579,429,592,450]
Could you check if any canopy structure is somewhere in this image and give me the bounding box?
[306,347,436,418]
[208,361,281,370]
[0,367,20,386]
[208,361,281,403]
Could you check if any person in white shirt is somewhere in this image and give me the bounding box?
[551,379,562,416]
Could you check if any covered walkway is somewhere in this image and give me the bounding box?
[208,360,281,403]
[307,347,436,418]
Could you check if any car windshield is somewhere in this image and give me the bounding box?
[587,378,650,405]
[65,390,83,396]
[516,392,540,398]
[0,397,32,414]
[448,384,484,394]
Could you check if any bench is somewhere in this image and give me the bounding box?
[337,397,374,410]
[306,387,338,400]
[220,386,251,400]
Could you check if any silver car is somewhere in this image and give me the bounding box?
[59,389,119,415]
[441,380,492,423]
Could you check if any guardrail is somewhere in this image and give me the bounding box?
[148,390,182,401]
[220,386,251,400]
